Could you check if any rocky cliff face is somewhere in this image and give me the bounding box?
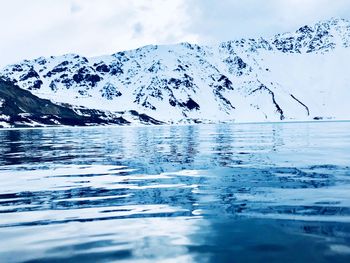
[1,18,350,126]
[0,79,165,128]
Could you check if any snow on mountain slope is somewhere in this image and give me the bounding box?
[0,78,164,128]
[1,18,350,124]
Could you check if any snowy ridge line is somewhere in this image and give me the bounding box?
[1,17,350,126]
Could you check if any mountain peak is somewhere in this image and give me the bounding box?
[1,18,350,127]
[321,17,349,25]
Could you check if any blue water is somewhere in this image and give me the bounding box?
[0,122,350,262]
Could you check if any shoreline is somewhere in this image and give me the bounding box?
[1,118,350,131]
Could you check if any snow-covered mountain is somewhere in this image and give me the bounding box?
[0,78,137,128]
[1,17,350,126]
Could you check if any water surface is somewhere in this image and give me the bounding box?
[0,122,350,262]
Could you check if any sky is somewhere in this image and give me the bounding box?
[1,0,350,68]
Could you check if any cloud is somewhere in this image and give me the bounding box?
[187,0,350,42]
[1,0,350,68]
[132,23,144,38]
[70,1,82,13]
[0,0,197,67]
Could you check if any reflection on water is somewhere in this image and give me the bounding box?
[0,122,350,262]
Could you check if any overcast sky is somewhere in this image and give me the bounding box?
[1,0,350,68]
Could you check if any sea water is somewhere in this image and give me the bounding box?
[0,122,350,262]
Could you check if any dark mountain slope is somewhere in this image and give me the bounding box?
[0,78,130,127]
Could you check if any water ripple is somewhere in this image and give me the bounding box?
[0,122,350,262]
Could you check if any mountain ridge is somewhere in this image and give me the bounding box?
[1,17,350,127]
